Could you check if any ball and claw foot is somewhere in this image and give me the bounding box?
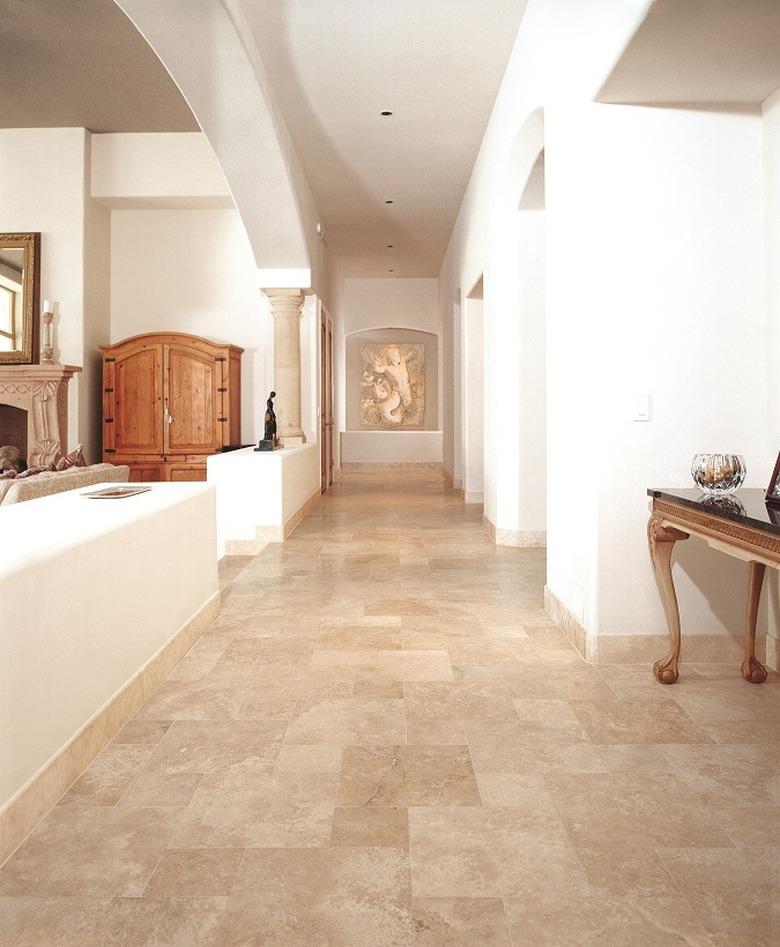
[740,656,768,684]
[653,657,679,684]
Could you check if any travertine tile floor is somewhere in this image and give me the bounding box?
[2,469,779,945]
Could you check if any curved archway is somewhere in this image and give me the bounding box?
[115,0,311,286]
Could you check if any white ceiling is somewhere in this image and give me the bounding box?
[240,0,527,277]
[0,0,197,132]
[599,0,780,107]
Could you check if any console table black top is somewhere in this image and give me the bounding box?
[648,488,780,536]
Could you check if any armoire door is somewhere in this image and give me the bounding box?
[164,342,221,455]
[105,343,164,456]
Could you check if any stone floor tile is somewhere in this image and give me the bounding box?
[411,897,511,945]
[503,895,715,946]
[58,743,156,806]
[142,720,285,776]
[284,697,407,745]
[218,847,413,946]
[337,745,480,806]
[658,847,779,947]
[331,807,409,847]
[274,743,344,774]
[0,807,182,897]
[408,806,584,898]
[143,848,244,897]
[569,695,713,745]
[117,772,203,807]
[0,896,43,947]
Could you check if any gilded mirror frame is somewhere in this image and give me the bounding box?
[0,232,40,365]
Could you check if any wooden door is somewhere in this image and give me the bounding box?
[320,306,335,492]
[105,344,163,456]
[321,317,327,493]
[164,343,221,455]
[326,319,334,487]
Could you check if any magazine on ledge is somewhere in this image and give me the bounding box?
[82,486,152,500]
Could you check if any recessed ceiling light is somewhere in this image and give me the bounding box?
[380,110,393,116]
[389,268,394,272]
[385,200,394,204]
[387,244,394,248]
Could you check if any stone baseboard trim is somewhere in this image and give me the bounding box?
[544,585,590,661]
[483,515,546,548]
[543,584,770,668]
[340,462,445,472]
[224,489,321,555]
[0,592,220,867]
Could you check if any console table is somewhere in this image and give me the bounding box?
[647,488,780,685]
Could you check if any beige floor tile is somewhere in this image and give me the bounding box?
[218,848,413,946]
[242,662,356,700]
[112,719,172,745]
[569,695,713,745]
[314,649,455,682]
[659,744,780,807]
[465,719,604,775]
[14,896,228,947]
[572,845,680,897]
[0,807,182,897]
[143,720,285,776]
[317,625,403,650]
[0,896,43,947]
[411,897,511,946]
[331,806,410,847]
[143,848,244,897]
[117,772,203,807]
[718,806,780,847]
[503,895,715,946]
[545,772,735,848]
[405,682,518,722]
[170,773,339,849]
[337,745,480,806]
[58,743,156,806]
[658,847,779,947]
[274,743,344,774]
[285,697,407,745]
[406,717,469,746]
[408,806,586,898]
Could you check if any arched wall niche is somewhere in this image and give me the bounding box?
[344,326,439,432]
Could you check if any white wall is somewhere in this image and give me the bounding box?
[439,0,774,652]
[0,128,110,462]
[110,208,271,443]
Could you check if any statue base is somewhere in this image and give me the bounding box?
[254,439,277,452]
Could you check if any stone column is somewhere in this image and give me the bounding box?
[265,288,306,444]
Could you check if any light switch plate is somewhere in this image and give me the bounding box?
[634,394,651,422]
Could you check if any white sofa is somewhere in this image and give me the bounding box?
[0,463,130,506]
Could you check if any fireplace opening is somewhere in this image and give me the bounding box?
[0,404,28,462]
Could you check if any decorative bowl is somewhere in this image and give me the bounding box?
[691,453,746,495]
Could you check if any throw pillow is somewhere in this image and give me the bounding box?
[55,444,87,471]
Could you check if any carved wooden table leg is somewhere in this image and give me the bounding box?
[648,513,690,683]
[741,561,768,684]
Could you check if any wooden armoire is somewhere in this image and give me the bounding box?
[100,332,243,482]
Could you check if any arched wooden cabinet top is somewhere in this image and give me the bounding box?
[100,332,243,482]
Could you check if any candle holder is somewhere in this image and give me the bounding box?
[41,304,54,364]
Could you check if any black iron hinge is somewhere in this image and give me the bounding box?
[215,356,226,362]
[105,449,116,454]
[105,418,114,424]
[105,357,116,363]
[218,417,227,422]
[217,387,227,393]
[104,387,114,393]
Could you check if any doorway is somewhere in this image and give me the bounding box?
[320,304,334,492]
[463,277,484,504]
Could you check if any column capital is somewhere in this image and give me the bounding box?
[263,288,305,316]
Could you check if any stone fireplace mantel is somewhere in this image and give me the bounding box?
[0,364,81,466]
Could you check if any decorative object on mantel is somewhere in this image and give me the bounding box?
[40,300,56,364]
[647,487,776,685]
[255,390,279,452]
[690,453,746,495]
[765,451,780,506]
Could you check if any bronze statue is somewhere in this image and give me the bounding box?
[255,390,278,451]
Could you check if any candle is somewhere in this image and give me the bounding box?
[43,300,52,313]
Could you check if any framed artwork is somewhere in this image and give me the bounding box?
[766,452,780,506]
[360,343,424,427]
